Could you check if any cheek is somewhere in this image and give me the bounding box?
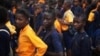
[73,23,80,28]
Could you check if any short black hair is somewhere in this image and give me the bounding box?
[0,6,8,24]
[74,14,87,22]
[43,11,55,21]
[64,1,71,8]
[55,9,63,19]
[16,8,30,20]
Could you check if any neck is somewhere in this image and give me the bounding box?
[44,26,53,31]
[77,28,85,33]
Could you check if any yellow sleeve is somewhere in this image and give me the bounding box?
[54,19,62,33]
[88,12,95,22]
[6,21,16,35]
[28,31,47,56]
[66,13,74,23]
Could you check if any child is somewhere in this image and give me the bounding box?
[70,14,92,56]
[71,0,83,16]
[0,6,11,56]
[33,4,43,32]
[37,12,64,56]
[93,4,100,56]
[15,8,47,56]
[94,28,100,56]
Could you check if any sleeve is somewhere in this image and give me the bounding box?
[88,12,95,22]
[28,31,48,56]
[54,20,62,34]
[80,37,92,56]
[66,12,74,23]
[51,31,63,52]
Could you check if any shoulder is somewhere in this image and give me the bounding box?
[0,26,10,37]
[22,25,36,36]
[94,29,100,36]
[82,32,90,41]
[51,29,60,37]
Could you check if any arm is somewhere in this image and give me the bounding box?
[88,12,95,22]
[28,31,48,56]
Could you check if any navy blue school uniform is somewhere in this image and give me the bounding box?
[8,10,15,25]
[71,5,83,16]
[94,29,100,48]
[92,29,100,56]
[93,29,100,56]
[0,26,11,56]
[34,13,43,32]
[63,30,74,51]
[71,31,92,56]
[38,28,63,55]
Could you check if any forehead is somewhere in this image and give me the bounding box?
[73,17,84,22]
[44,13,52,19]
[15,13,25,17]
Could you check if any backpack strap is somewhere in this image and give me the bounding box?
[0,29,10,35]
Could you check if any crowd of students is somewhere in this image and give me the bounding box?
[0,0,100,56]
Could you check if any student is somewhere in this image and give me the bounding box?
[70,14,92,56]
[92,4,100,56]
[71,0,83,16]
[54,10,63,35]
[0,6,11,56]
[94,27,100,56]
[33,4,43,32]
[15,8,47,56]
[87,1,100,37]
[62,1,74,32]
[37,12,64,56]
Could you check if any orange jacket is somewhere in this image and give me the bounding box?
[16,24,47,56]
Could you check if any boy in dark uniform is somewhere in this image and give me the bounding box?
[70,14,92,56]
[37,12,64,56]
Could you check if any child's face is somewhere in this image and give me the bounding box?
[73,0,79,6]
[43,15,53,28]
[15,13,28,29]
[73,17,84,30]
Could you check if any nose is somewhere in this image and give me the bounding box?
[15,19,20,24]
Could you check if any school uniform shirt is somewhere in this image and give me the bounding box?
[38,28,63,53]
[71,32,92,56]
[0,26,10,56]
[6,21,16,35]
[16,24,47,56]
[62,9,74,31]
[94,29,100,48]
[54,19,62,34]
[71,5,83,16]
[54,9,74,33]
[34,13,43,32]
